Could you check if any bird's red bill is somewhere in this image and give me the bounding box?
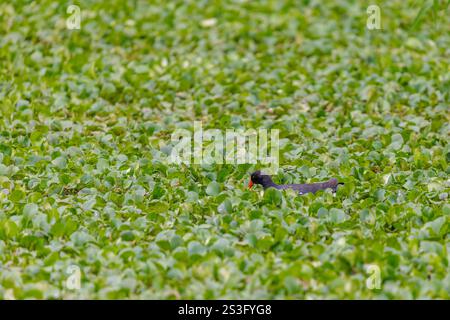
[248,180,254,188]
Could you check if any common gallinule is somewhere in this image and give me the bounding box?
[248,170,342,195]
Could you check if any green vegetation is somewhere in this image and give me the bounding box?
[0,0,449,299]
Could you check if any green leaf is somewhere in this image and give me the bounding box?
[52,156,67,169]
[218,199,232,214]
[425,216,447,236]
[2,220,19,238]
[329,208,349,224]
[9,190,25,202]
[23,203,39,216]
[206,181,221,196]
[121,231,135,241]
[263,188,283,206]
[410,1,432,30]
[148,201,169,213]
[188,241,206,257]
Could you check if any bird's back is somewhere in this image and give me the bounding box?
[279,178,339,194]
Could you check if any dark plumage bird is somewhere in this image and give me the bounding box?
[248,171,342,195]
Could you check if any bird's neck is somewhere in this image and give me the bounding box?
[262,177,278,189]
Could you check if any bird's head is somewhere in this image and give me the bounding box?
[248,170,274,189]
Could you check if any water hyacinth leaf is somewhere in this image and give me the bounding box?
[188,241,207,257]
[206,181,221,196]
[148,201,169,213]
[0,0,448,300]
[329,208,349,224]
[23,203,39,217]
[263,188,283,206]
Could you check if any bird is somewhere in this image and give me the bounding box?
[248,170,342,195]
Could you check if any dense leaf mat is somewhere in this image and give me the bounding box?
[0,0,449,299]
